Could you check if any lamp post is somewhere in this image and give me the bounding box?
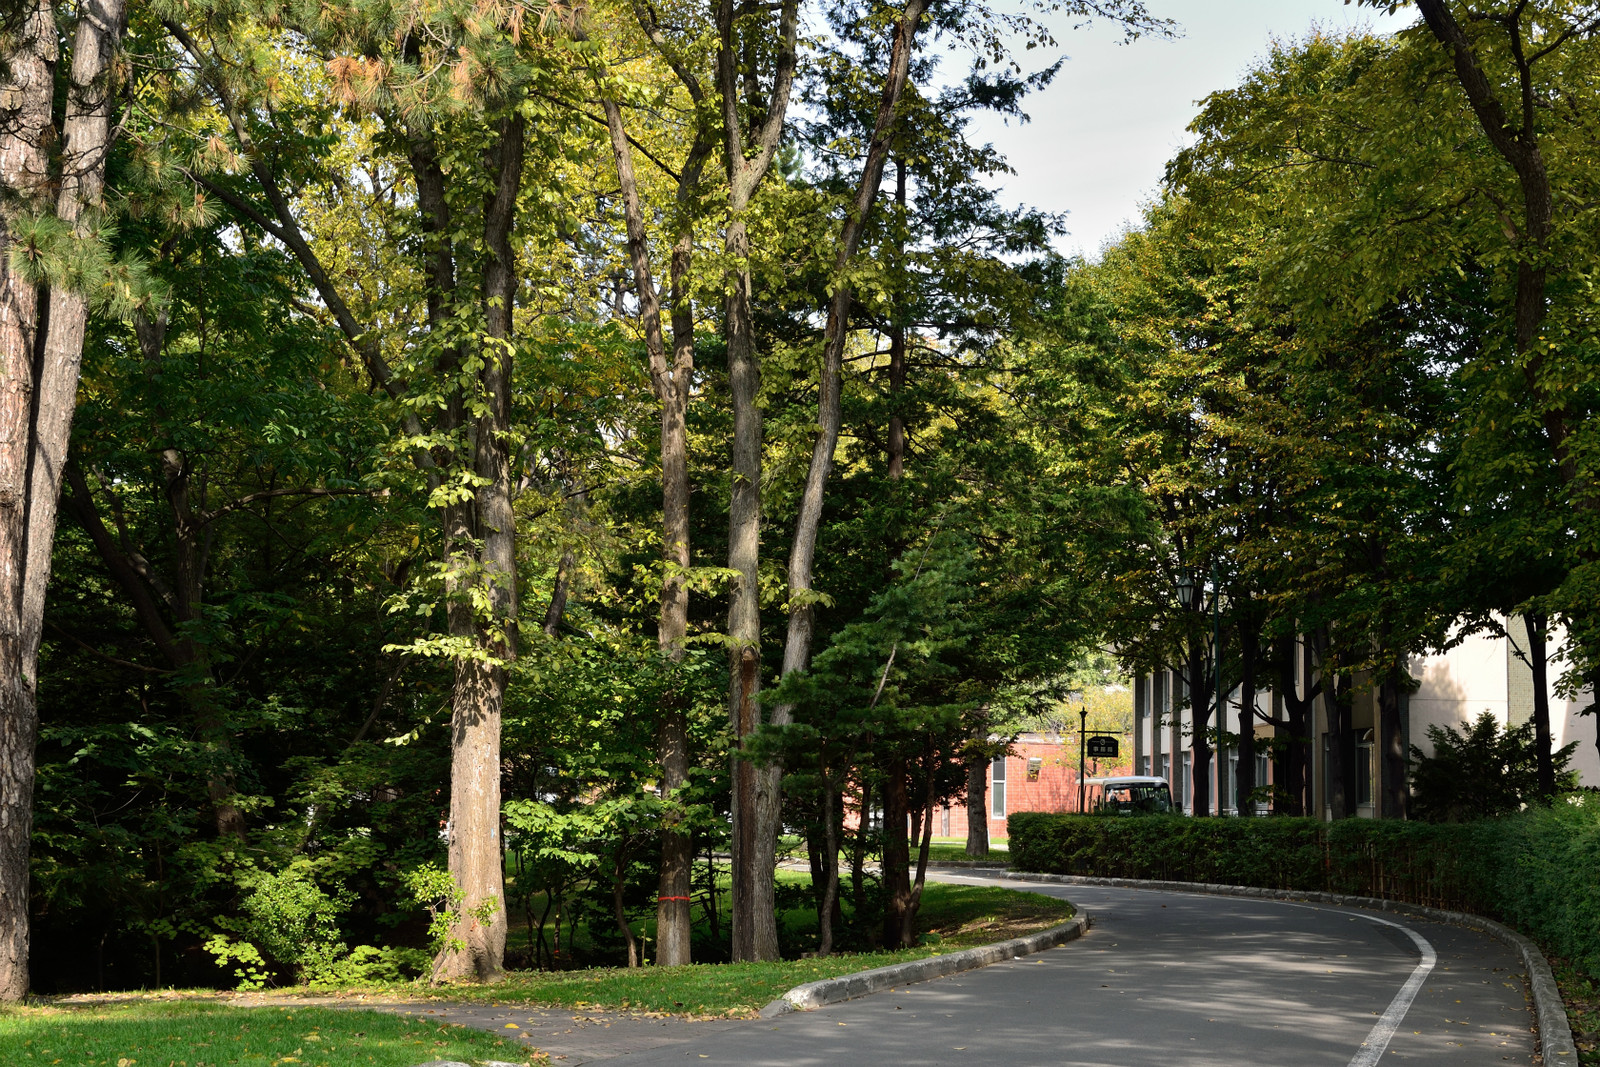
[1077,706,1087,813]
[1176,568,1196,814]
[1212,561,1223,815]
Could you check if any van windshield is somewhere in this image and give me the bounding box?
[1102,783,1172,814]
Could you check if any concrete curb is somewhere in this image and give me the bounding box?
[758,915,1090,1018]
[1000,871,1577,1064]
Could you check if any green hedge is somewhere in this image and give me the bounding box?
[1009,794,1600,979]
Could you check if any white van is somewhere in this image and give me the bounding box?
[1083,775,1175,815]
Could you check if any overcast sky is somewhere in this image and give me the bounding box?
[963,1,1416,259]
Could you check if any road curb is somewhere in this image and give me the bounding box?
[1000,871,1576,1064]
[758,915,1090,1018]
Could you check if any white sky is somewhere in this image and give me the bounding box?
[964,0,1416,259]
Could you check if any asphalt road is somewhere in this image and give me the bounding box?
[600,871,1536,1067]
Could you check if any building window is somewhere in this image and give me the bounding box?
[1180,755,1191,811]
[1026,757,1042,782]
[1256,751,1270,812]
[1154,672,1168,721]
[1140,755,1151,777]
[1356,729,1375,807]
[991,756,1007,819]
[1160,753,1170,787]
[1224,749,1238,813]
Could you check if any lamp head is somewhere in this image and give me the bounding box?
[1176,569,1196,609]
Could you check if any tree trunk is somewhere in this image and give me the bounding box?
[599,93,708,969]
[1188,634,1211,816]
[887,163,908,480]
[612,850,640,968]
[1236,629,1258,815]
[817,776,842,956]
[850,776,872,917]
[1378,670,1407,820]
[777,0,928,710]
[964,758,988,856]
[433,113,525,983]
[900,744,936,947]
[1315,631,1350,821]
[716,0,800,965]
[0,0,127,1001]
[1413,1,1571,482]
[1277,641,1308,818]
[880,758,911,947]
[1525,610,1555,799]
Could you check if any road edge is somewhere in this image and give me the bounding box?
[757,915,1089,1018]
[1000,871,1576,1064]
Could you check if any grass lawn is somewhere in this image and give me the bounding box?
[293,880,1073,1018]
[0,1002,537,1067]
[920,841,1010,864]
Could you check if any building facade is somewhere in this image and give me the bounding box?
[1130,622,1599,818]
[932,733,1132,841]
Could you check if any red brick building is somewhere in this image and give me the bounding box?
[931,733,1133,841]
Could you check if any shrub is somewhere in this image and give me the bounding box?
[1010,795,1600,980]
[1410,712,1579,822]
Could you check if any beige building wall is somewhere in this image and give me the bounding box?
[1409,620,1599,788]
[1131,619,1598,820]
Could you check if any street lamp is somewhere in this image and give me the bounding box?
[1176,568,1197,611]
[1077,706,1088,813]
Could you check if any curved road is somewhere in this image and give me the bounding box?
[600,871,1536,1066]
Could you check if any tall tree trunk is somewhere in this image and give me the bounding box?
[1525,610,1555,799]
[850,776,872,916]
[778,0,927,701]
[1378,671,1406,820]
[0,0,126,1001]
[715,0,799,964]
[612,848,640,968]
[1414,1,1570,480]
[1236,628,1258,815]
[887,162,908,481]
[899,742,936,948]
[1277,635,1318,818]
[760,0,929,960]
[599,93,710,968]
[880,757,911,947]
[964,758,988,857]
[434,113,525,983]
[1188,634,1211,816]
[817,776,840,956]
[1312,629,1350,820]
[1413,3,1600,703]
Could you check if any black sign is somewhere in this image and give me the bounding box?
[1086,736,1119,759]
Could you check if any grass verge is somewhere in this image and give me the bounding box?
[277,880,1072,1018]
[0,1002,538,1067]
[1558,962,1600,1065]
[920,843,1009,864]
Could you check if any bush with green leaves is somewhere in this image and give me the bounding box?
[206,863,355,988]
[1410,711,1578,822]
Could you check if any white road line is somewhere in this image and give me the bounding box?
[1279,903,1438,1067]
[1344,914,1437,1067]
[955,874,1442,1065]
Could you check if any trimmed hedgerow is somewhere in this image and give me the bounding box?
[1009,794,1600,979]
